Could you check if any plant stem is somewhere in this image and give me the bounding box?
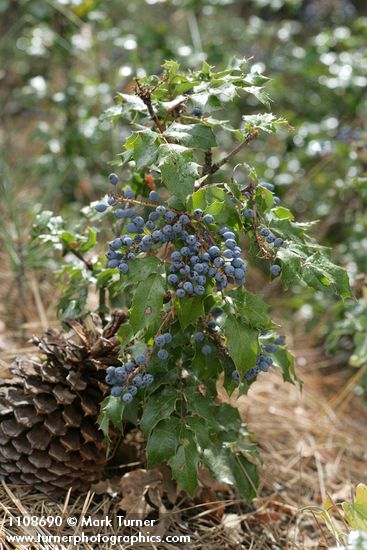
[207,129,259,176]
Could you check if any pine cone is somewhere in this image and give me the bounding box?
[0,311,126,498]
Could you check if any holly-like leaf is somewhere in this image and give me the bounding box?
[168,432,199,495]
[130,273,166,337]
[133,129,160,169]
[97,396,124,440]
[230,288,273,330]
[159,145,199,200]
[203,446,258,501]
[176,296,204,329]
[140,386,178,436]
[146,416,180,467]
[223,314,259,374]
[164,122,216,149]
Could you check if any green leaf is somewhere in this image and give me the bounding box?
[223,314,259,375]
[272,206,294,220]
[133,129,160,169]
[242,113,287,132]
[97,396,124,440]
[191,347,221,381]
[230,288,273,330]
[168,433,199,495]
[130,273,166,337]
[164,122,216,149]
[140,386,178,436]
[79,228,97,252]
[146,417,180,467]
[303,252,352,299]
[176,296,204,329]
[342,484,367,530]
[127,256,162,282]
[203,446,258,501]
[160,146,199,200]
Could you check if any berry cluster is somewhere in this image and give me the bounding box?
[154,332,171,360]
[100,183,248,293]
[231,336,286,384]
[105,355,153,403]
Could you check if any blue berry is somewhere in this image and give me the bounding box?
[110,238,123,250]
[211,307,223,317]
[194,285,205,295]
[123,392,133,402]
[149,211,159,222]
[193,107,202,117]
[115,367,127,384]
[152,230,162,241]
[95,203,108,213]
[129,385,138,396]
[201,344,212,355]
[145,220,155,230]
[190,256,199,265]
[225,265,235,276]
[106,366,116,376]
[265,343,277,353]
[173,223,182,233]
[176,289,186,298]
[225,239,236,250]
[115,209,126,219]
[266,234,275,243]
[223,232,235,240]
[168,274,179,285]
[180,246,190,255]
[274,238,284,247]
[107,196,117,205]
[105,374,115,385]
[133,216,145,227]
[260,181,275,191]
[133,374,143,386]
[186,235,197,245]
[273,196,281,205]
[156,206,166,215]
[126,222,138,233]
[179,214,190,225]
[197,275,206,285]
[203,214,214,223]
[171,251,182,262]
[143,374,154,385]
[163,333,172,344]
[135,355,146,365]
[107,259,119,268]
[165,210,176,222]
[218,227,229,235]
[183,281,193,292]
[207,320,217,330]
[208,246,220,258]
[260,228,270,237]
[180,265,190,275]
[158,349,169,360]
[108,173,119,185]
[149,190,159,202]
[125,362,135,372]
[244,208,254,219]
[201,252,210,262]
[193,209,203,219]
[234,268,245,279]
[155,335,166,347]
[274,336,285,345]
[124,188,135,199]
[194,332,204,342]
[118,263,129,274]
[213,257,224,268]
[270,264,281,277]
[111,386,123,397]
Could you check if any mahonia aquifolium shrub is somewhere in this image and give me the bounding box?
[95,59,352,499]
